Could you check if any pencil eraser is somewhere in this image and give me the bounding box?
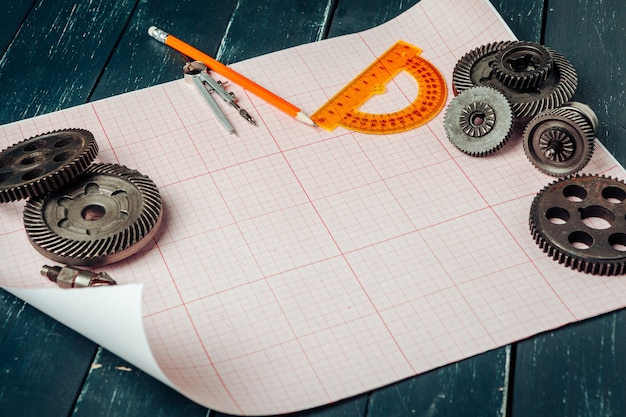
[147,26,168,43]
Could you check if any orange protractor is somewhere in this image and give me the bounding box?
[312,41,447,134]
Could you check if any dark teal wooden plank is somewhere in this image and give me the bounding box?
[328,0,420,38]
[90,0,237,101]
[213,395,368,417]
[0,0,36,54]
[0,0,136,125]
[72,348,209,417]
[0,288,97,417]
[366,348,509,417]
[511,312,626,416]
[216,0,334,65]
[490,0,545,43]
[327,0,544,42]
[543,0,626,166]
[511,2,626,415]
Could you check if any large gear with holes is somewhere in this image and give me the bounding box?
[523,102,597,176]
[529,174,626,275]
[444,86,514,156]
[0,129,98,203]
[23,163,162,266]
[452,40,578,118]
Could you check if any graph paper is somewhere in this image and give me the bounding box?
[1,0,626,414]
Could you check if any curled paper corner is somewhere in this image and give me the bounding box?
[3,284,173,390]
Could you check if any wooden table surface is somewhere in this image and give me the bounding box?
[0,0,624,416]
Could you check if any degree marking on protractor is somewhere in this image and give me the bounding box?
[312,40,447,134]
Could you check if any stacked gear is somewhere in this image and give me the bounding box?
[0,129,162,268]
[446,41,626,275]
[445,40,597,178]
[451,40,577,118]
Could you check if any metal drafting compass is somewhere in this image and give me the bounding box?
[311,41,447,134]
[183,60,256,134]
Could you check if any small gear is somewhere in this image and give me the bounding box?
[444,86,514,156]
[529,174,626,275]
[23,163,162,266]
[0,129,98,203]
[452,41,577,118]
[493,41,553,89]
[523,102,597,176]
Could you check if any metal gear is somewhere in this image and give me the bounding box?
[529,174,626,275]
[444,86,514,156]
[23,163,162,266]
[523,101,597,176]
[0,129,98,203]
[452,41,577,118]
[493,41,553,89]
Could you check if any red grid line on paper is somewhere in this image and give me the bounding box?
[3,0,626,414]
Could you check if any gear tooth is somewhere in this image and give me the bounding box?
[0,129,98,202]
[529,175,626,275]
[24,163,162,266]
[493,41,553,89]
[522,105,596,176]
[452,41,511,94]
[444,86,513,157]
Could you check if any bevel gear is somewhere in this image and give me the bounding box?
[529,174,626,275]
[444,86,514,156]
[452,40,577,118]
[523,102,597,176]
[23,163,162,266]
[493,41,553,89]
[0,129,98,203]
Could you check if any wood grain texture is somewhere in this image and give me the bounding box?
[214,396,368,417]
[215,0,335,65]
[327,0,418,38]
[0,0,37,54]
[73,348,209,417]
[90,0,237,101]
[543,0,626,166]
[490,0,545,42]
[0,0,137,125]
[365,348,510,417]
[511,312,626,416]
[510,3,626,415]
[0,289,97,417]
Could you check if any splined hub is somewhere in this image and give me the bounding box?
[493,41,553,89]
[23,163,163,266]
[530,175,626,275]
[444,86,514,156]
[0,129,98,202]
[523,102,596,176]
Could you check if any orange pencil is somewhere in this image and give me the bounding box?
[148,26,315,126]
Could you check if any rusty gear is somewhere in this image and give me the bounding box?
[444,86,514,156]
[523,102,597,176]
[0,129,98,203]
[529,174,626,275]
[452,41,577,118]
[493,41,553,89]
[23,163,162,266]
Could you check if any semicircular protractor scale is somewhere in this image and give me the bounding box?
[312,41,447,134]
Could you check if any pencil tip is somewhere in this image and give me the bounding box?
[295,112,316,126]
